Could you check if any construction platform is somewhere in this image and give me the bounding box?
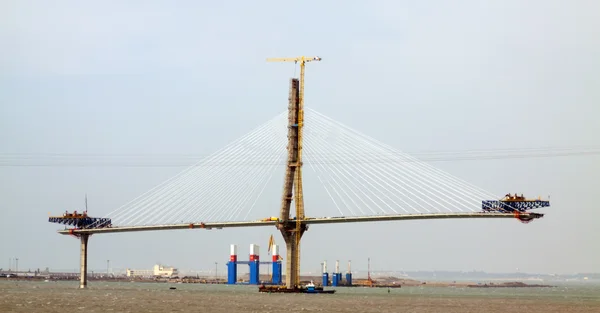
[482,193,550,212]
[258,285,336,294]
[48,211,112,229]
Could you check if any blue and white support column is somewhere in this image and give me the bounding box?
[249,244,260,284]
[322,261,329,286]
[227,244,237,284]
[346,260,353,286]
[332,260,340,286]
[272,244,282,285]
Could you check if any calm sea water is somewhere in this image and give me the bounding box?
[1,280,599,312]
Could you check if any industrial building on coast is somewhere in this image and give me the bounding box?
[126,264,179,278]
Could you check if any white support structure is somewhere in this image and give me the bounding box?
[250,244,260,261]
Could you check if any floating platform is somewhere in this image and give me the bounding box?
[258,284,335,294]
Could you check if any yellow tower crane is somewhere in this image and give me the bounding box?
[266,56,322,120]
[267,56,321,288]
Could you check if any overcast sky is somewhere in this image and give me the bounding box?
[1,0,598,276]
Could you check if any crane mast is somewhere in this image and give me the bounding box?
[267,56,321,288]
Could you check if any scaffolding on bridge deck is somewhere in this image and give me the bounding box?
[48,215,112,229]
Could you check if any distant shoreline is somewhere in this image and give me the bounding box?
[0,276,555,288]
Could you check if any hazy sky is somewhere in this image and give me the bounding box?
[1,0,598,276]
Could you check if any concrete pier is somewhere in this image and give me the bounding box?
[278,77,306,289]
[79,234,89,289]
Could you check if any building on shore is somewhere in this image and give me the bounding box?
[126,264,178,278]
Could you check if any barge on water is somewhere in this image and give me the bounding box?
[259,281,335,294]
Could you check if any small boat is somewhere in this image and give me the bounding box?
[304,281,336,294]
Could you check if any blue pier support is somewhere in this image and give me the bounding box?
[228,245,238,285]
[249,244,260,285]
[332,273,339,286]
[346,273,352,286]
[322,273,329,286]
[249,260,260,284]
[227,261,237,284]
[272,261,282,285]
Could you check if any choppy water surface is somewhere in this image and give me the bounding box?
[1,281,599,312]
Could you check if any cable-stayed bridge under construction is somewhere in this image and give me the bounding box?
[49,56,550,291]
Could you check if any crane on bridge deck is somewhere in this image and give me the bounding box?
[482,193,550,222]
[48,195,112,231]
